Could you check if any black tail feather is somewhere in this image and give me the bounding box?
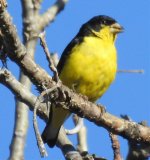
[41,126,61,148]
[41,133,57,148]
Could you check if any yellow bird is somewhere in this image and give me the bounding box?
[42,15,123,147]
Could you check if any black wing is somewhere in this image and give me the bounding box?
[57,36,84,74]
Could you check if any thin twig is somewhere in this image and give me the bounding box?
[39,31,59,82]
[51,52,59,67]
[117,69,144,74]
[109,132,122,160]
[33,92,49,157]
[65,116,84,135]
[33,86,58,157]
[73,115,88,153]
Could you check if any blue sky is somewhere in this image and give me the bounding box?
[0,0,150,159]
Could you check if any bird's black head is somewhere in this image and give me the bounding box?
[86,15,117,31]
[78,15,123,37]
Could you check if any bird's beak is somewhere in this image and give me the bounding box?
[110,23,124,34]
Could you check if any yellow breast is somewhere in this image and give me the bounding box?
[60,36,117,101]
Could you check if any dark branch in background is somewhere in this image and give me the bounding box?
[0,3,150,146]
[109,132,122,160]
[0,31,8,67]
[127,141,150,160]
[121,116,150,160]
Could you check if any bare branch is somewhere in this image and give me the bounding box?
[65,116,84,135]
[117,69,144,74]
[33,94,48,157]
[127,141,150,160]
[9,1,40,158]
[51,52,59,67]
[0,8,54,91]
[9,95,29,160]
[109,132,122,160]
[39,0,68,30]
[32,0,42,12]
[0,68,82,159]
[0,68,48,119]
[0,0,7,10]
[0,2,150,150]
[20,0,35,42]
[39,31,59,82]
[0,68,48,158]
[57,127,83,160]
[73,115,88,153]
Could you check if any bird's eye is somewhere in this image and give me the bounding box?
[102,20,106,25]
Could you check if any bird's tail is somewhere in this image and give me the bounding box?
[41,123,61,148]
[41,106,70,147]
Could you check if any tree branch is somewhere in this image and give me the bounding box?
[0,68,48,119]
[109,132,122,160]
[0,5,150,146]
[39,0,68,30]
[57,127,83,160]
[74,115,88,153]
[9,1,39,159]
[21,0,35,42]
[39,31,59,82]
[0,68,83,159]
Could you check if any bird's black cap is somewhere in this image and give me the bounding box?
[78,15,118,36]
[87,15,117,27]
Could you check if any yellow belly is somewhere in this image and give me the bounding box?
[60,36,117,101]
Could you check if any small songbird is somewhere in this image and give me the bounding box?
[42,15,123,147]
